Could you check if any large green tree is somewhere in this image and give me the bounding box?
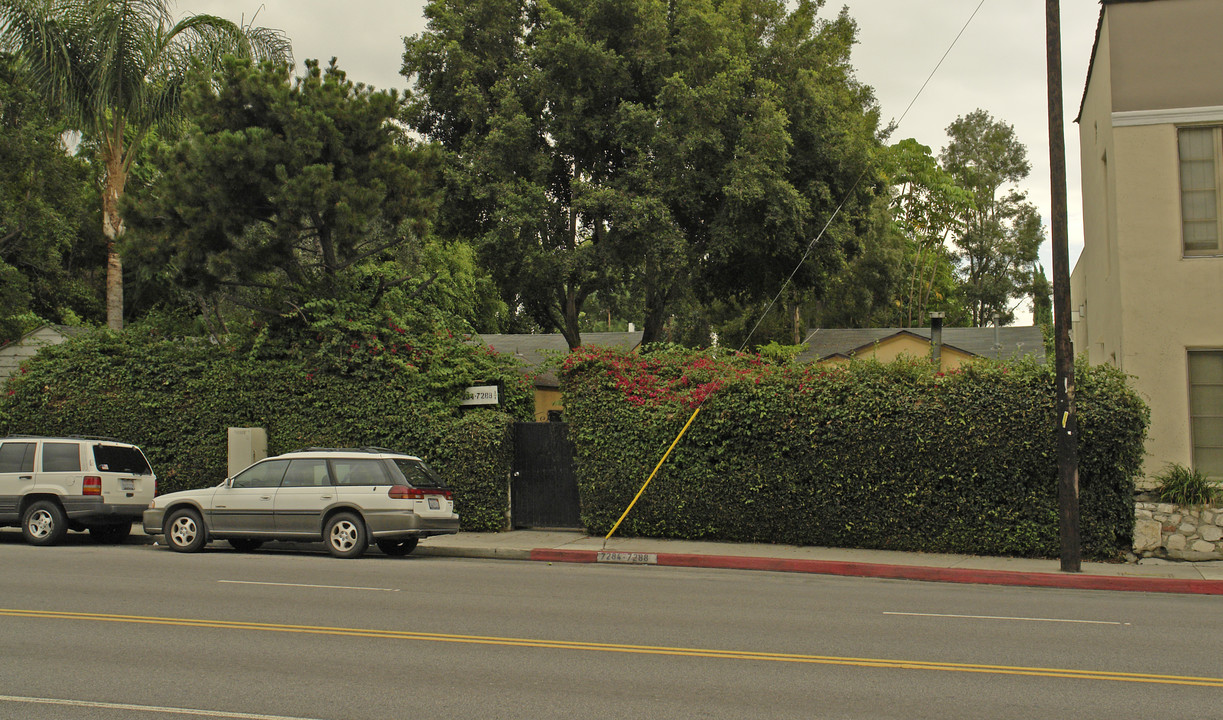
[881,138,972,327]
[0,54,101,341]
[0,0,290,330]
[402,0,882,349]
[940,109,1044,326]
[126,58,480,333]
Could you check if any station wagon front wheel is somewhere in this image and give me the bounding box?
[324,512,367,558]
[165,509,207,553]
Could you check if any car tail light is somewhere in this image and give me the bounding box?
[83,476,101,496]
[388,486,453,501]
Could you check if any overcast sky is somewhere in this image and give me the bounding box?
[190,0,1104,324]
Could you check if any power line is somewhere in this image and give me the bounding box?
[739,0,988,353]
[609,1,992,544]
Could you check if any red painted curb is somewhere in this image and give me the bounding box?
[531,549,599,564]
[527,548,1223,595]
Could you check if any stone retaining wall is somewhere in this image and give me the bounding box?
[1134,502,1223,560]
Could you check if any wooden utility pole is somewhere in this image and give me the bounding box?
[1045,0,1080,572]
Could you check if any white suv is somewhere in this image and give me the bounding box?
[143,447,460,558]
[0,435,157,545]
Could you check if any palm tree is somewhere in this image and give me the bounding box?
[0,0,291,329]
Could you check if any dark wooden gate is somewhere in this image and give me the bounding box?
[511,422,581,529]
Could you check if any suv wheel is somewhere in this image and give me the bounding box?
[376,537,419,557]
[165,509,207,553]
[89,523,132,544]
[324,512,368,558]
[22,500,68,546]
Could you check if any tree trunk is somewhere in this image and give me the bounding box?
[792,300,802,345]
[641,251,672,345]
[101,147,127,331]
[561,283,582,350]
[641,291,669,346]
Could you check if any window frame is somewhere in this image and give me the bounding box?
[1188,349,1223,479]
[280,458,332,488]
[41,442,82,473]
[231,459,290,489]
[0,442,35,474]
[1177,125,1223,258]
[330,458,393,487]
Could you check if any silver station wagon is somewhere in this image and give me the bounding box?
[143,447,459,558]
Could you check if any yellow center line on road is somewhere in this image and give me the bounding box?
[4,608,1222,688]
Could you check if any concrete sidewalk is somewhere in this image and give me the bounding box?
[416,529,1223,595]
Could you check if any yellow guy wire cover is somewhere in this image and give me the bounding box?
[604,405,702,545]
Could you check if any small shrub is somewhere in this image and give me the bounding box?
[1153,464,1221,506]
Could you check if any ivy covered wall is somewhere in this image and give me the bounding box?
[0,329,533,532]
[560,347,1148,559]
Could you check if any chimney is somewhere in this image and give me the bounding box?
[929,312,945,366]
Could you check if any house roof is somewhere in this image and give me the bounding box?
[0,324,90,352]
[793,326,1046,364]
[475,331,644,388]
[0,325,93,379]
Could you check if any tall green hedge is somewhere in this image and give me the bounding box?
[560,347,1148,559]
[0,331,531,532]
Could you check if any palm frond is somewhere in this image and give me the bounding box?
[0,0,89,126]
[0,0,291,139]
[163,13,291,69]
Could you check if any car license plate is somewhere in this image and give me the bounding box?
[428,498,440,510]
[121,479,134,491]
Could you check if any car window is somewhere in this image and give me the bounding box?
[281,459,331,488]
[93,445,152,475]
[0,442,35,473]
[42,443,81,472]
[332,459,390,486]
[388,458,445,488]
[232,459,289,489]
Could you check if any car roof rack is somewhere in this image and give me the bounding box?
[3,434,127,443]
[284,446,403,455]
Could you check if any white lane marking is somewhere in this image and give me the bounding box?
[884,611,1130,626]
[0,695,327,719]
[218,580,398,592]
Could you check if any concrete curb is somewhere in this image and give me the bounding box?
[417,546,533,561]
[527,548,1223,595]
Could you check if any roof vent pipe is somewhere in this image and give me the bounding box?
[929,312,945,367]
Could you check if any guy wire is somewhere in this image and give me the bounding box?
[604,0,990,548]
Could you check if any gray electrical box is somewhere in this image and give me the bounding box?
[227,427,268,478]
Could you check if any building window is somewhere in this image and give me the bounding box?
[1178,127,1223,256]
[1189,350,1223,478]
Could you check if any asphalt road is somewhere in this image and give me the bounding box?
[2,530,1221,719]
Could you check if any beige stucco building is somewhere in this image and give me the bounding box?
[1072,0,1223,483]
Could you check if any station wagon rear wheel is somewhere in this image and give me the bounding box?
[376,537,419,557]
[324,512,367,558]
[22,500,67,546]
[165,509,207,553]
